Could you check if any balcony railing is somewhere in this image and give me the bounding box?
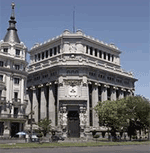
[12,98,28,106]
[0,114,27,119]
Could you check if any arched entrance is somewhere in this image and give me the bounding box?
[67,111,80,137]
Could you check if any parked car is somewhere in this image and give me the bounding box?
[51,135,65,142]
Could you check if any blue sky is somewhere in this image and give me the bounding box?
[0,0,149,99]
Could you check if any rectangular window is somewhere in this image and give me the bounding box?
[14,78,19,84]
[35,55,37,62]
[104,52,106,59]
[14,92,18,99]
[54,47,57,55]
[0,75,3,81]
[38,53,40,61]
[14,107,18,118]
[95,49,97,57]
[0,61,4,67]
[42,52,44,59]
[16,49,20,56]
[46,50,48,58]
[15,65,20,70]
[99,51,102,58]
[50,49,52,56]
[86,46,88,54]
[90,47,93,55]
[108,54,110,61]
[4,48,8,52]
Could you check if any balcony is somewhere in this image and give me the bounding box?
[12,98,21,106]
[12,98,28,106]
[0,96,6,105]
[0,114,27,120]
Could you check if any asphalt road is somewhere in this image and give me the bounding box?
[0,145,149,153]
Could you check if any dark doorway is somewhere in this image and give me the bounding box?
[11,122,20,137]
[68,111,80,137]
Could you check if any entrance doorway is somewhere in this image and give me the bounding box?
[11,122,20,137]
[68,111,80,137]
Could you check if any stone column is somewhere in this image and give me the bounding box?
[88,46,90,54]
[102,85,107,101]
[97,50,99,57]
[6,74,11,102]
[92,83,99,127]
[32,86,38,123]
[60,106,67,138]
[111,87,117,101]
[49,84,55,127]
[106,53,108,60]
[80,106,87,138]
[93,48,95,56]
[40,85,47,119]
[26,89,32,118]
[119,88,124,99]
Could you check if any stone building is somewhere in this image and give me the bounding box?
[26,29,137,138]
[0,3,28,137]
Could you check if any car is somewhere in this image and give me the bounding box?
[51,135,65,142]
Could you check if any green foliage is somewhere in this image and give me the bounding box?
[37,118,52,136]
[94,96,150,138]
[93,134,100,138]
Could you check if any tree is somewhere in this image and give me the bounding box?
[37,118,52,136]
[95,96,150,140]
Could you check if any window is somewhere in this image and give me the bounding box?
[0,75,3,81]
[0,90,2,97]
[4,48,8,53]
[90,47,93,55]
[104,52,106,59]
[42,52,44,59]
[38,53,40,61]
[95,49,97,57]
[86,46,88,54]
[54,47,57,55]
[14,92,18,99]
[46,50,48,58]
[0,61,3,67]
[14,78,19,84]
[14,107,18,118]
[35,55,37,62]
[15,65,20,70]
[99,50,102,58]
[50,49,52,56]
[16,49,20,56]
[108,54,110,61]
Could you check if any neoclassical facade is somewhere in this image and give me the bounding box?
[0,3,28,137]
[26,29,137,138]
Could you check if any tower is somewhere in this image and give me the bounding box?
[0,3,28,137]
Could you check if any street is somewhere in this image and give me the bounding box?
[0,145,149,153]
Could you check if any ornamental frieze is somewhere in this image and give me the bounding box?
[64,79,82,87]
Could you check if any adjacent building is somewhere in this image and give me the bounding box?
[0,3,28,137]
[26,29,137,138]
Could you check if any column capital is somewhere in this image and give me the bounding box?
[38,84,43,88]
[46,82,52,86]
[30,86,36,90]
[113,86,118,90]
